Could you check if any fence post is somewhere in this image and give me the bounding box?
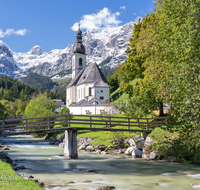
[48,117,50,130]
[146,118,149,130]
[68,115,70,127]
[109,117,111,129]
[25,119,28,132]
[128,118,130,130]
[137,118,139,127]
[165,117,168,127]
[90,116,92,128]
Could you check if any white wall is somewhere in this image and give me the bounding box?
[94,87,109,103]
[72,53,86,79]
[68,105,120,115]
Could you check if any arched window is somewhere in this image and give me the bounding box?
[79,58,82,67]
[89,87,92,96]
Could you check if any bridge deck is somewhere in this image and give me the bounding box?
[0,114,167,137]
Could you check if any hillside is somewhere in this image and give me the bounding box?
[52,77,71,93]
[22,72,57,90]
[0,75,66,103]
[0,75,37,101]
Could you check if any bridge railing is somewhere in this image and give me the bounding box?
[0,114,168,135]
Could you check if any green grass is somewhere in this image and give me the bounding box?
[49,114,152,146]
[0,161,42,190]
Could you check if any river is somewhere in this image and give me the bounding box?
[1,135,200,190]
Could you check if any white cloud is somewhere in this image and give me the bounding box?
[0,28,27,38]
[133,13,137,15]
[120,6,126,10]
[71,7,121,31]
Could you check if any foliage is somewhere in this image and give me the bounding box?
[52,77,71,93]
[59,107,70,115]
[58,107,71,127]
[22,72,57,90]
[0,102,8,120]
[24,94,56,135]
[107,74,119,94]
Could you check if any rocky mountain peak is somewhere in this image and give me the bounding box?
[0,40,13,58]
[29,45,43,55]
[0,18,143,79]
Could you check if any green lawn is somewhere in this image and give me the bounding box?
[0,161,42,190]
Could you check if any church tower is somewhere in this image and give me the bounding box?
[72,23,86,79]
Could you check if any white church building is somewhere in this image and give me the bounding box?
[66,24,119,115]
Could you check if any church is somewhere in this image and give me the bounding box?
[66,24,110,112]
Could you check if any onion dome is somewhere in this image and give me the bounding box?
[74,22,85,54]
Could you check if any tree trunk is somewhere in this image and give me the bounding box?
[159,101,164,117]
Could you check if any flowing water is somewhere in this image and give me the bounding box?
[1,135,200,190]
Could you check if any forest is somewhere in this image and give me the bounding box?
[107,0,200,163]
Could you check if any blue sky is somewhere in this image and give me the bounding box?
[0,0,156,53]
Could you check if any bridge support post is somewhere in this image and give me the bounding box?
[64,129,78,159]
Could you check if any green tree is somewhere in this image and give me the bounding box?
[24,94,56,135]
[0,102,8,120]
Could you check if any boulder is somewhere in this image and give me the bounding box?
[59,142,65,148]
[150,151,158,160]
[79,144,88,150]
[96,150,101,154]
[19,165,26,169]
[167,156,175,162]
[3,147,9,150]
[0,155,12,164]
[86,169,97,173]
[0,150,8,155]
[136,140,144,150]
[142,153,148,160]
[95,144,107,151]
[125,146,137,155]
[128,139,136,147]
[133,135,141,140]
[101,151,108,155]
[132,149,143,158]
[86,146,94,152]
[42,135,48,140]
[81,179,92,183]
[144,137,153,147]
[102,186,116,190]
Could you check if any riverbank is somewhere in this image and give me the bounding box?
[0,140,43,190]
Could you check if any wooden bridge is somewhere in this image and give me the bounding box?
[0,114,167,159]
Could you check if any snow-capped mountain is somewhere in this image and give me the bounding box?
[0,41,18,78]
[0,17,142,79]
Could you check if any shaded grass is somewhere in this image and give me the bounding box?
[0,161,42,190]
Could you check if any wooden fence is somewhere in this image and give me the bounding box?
[0,114,168,136]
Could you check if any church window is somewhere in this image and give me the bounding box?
[89,87,92,96]
[101,90,103,93]
[100,96,104,100]
[79,58,83,67]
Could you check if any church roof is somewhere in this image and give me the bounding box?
[67,62,109,88]
[93,80,110,88]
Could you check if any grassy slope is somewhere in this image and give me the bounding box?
[0,161,42,190]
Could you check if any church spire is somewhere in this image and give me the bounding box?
[73,21,85,54]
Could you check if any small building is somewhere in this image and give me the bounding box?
[66,24,110,108]
[52,99,64,114]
